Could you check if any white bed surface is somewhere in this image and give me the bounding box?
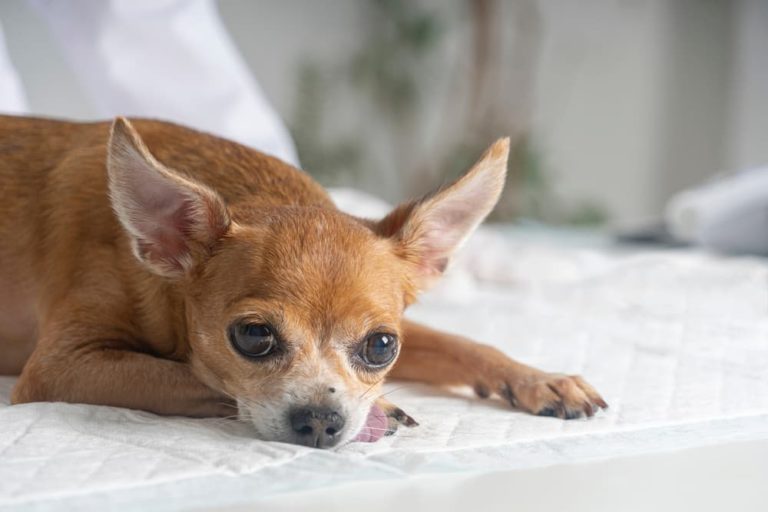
[2,236,768,511]
[223,439,768,512]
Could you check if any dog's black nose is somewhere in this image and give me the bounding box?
[289,406,346,448]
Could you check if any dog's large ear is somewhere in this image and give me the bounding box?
[377,138,509,294]
[107,117,230,277]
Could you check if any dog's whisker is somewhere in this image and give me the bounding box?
[359,378,385,400]
[209,415,242,422]
[216,388,241,403]
[214,387,266,414]
[374,385,411,399]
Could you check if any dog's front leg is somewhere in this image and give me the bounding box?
[391,320,607,419]
[12,337,233,418]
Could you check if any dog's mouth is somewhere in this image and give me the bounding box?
[238,398,391,446]
[352,404,389,443]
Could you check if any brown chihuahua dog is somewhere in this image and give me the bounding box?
[0,115,606,448]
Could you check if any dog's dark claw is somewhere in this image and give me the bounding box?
[393,408,419,427]
[378,402,419,436]
[499,382,518,407]
[564,409,582,420]
[537,401,586,420]
[474,382,491,399]
[537,406,558,418]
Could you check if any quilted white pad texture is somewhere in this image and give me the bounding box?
[2,236,768,511]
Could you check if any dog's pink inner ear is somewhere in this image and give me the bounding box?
[379,138,510,290]
[128,182,202,270]
[107,117,229,277]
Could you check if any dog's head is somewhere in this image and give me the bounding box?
[107,118,508,448]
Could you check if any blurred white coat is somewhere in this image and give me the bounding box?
[0,0,299,166]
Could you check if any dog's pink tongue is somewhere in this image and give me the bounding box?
[353,404,388,443]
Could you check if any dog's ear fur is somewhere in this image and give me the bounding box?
[107,117,230,277]
[377,138,509,294]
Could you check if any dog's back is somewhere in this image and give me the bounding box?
[0,115,332,374]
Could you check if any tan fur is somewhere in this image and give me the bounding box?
[0,115,605,447]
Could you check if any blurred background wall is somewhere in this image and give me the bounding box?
[1,0,766,227]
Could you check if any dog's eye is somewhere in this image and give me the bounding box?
[228,323,276,358]
[359,333,398,368]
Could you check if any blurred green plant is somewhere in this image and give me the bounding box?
[348,0,441,119]
[291,64,362,186]
[510,137,608,225]
[289,0,609,227]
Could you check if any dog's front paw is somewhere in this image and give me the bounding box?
[354,398,418,443]
[477,372,608,420]
[376,398,419,435]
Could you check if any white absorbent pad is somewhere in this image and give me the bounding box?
[2,241,768,511]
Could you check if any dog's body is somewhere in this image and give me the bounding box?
[0,115,605,447]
